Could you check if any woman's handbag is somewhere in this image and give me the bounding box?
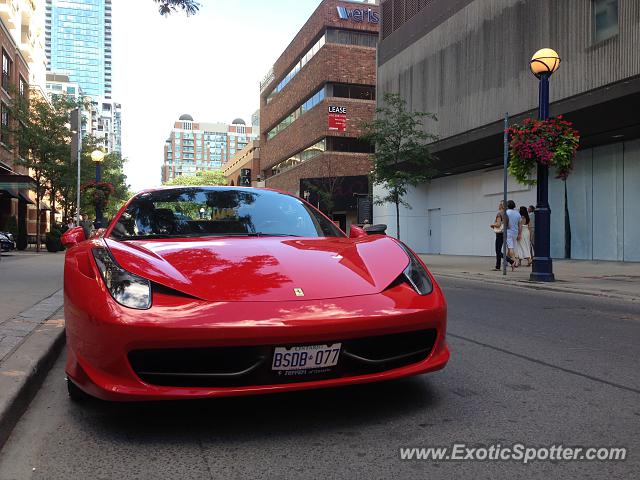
[491,225,504,234]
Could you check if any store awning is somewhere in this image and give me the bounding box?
[0,188,18,198]
[0,174,36,190]
[18,191,35,204]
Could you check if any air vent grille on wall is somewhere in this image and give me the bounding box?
[382,0,435,39]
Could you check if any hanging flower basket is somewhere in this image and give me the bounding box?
[81,181,115,210]
[507,116,580,185]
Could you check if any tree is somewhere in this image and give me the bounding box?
[154,0,200,15]
[163,170,227,186]
[361,93,437,240]
[303,157,344,216]
[7,91,77,251]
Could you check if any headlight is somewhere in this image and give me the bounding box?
[92,247,151,309]
[397,243,433,295]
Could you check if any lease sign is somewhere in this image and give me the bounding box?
[328,105,347,132]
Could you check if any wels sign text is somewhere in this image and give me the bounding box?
[336,6,379,24]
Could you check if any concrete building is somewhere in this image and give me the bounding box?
[45,74,121,153]
[90,97,121,154]
[375,0,640,261]
[161,115,257,183]
[223,140,260,187]
[259,0,379,230]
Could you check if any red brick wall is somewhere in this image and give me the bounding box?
[261,98,375,172]
[265,152,372,195]
[265,0,379,96]
[258,0,379,199]
[261,43,377,132]
[0,23,30,174]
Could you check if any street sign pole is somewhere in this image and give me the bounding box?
[503,113,509,276]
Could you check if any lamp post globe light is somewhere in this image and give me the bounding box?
[91,149,106,228]
[529,48,560,282]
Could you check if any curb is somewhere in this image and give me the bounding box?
[0,307,65,451]
[431,271,639,303]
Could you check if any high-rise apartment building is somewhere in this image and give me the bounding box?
[90,97,121,153]
[45,73,121,153]
[45,0,112,99]
[161,115,257,183]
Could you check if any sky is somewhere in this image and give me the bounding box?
[112,0,321,192]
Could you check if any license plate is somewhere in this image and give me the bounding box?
[272,343,342,373]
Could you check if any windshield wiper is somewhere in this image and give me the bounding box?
[115,232,302,240]
[247,232,302,237]
[116,234,176,240]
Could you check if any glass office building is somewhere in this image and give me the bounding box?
[45,0,112,98]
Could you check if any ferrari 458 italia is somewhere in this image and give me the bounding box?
[61,187,449,401]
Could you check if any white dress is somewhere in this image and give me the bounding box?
[516,222,532,260]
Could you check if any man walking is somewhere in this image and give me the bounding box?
[505,200,522,270]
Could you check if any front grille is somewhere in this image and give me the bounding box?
[128,329,438,388]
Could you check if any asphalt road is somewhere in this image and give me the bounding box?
[0,277,638,479]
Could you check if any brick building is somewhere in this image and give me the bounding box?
[259,0,379,230]
[223,140,260,187]
[161,115,257,183]
[0,0,48,240]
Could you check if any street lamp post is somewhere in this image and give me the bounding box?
[529,48,561,282]
[91,149,106,228]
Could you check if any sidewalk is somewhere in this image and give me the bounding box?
[420,254,640,303]
[0,252,65,449]
[0,251,65,323]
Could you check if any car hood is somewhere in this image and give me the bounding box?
[104,236,409,302]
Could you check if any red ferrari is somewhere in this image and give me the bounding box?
[61,187,449,401]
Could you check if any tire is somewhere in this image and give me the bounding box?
[66,377,93,403]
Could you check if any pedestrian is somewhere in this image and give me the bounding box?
[79,213,93,239]
[528,205,536,248]
[66,218,75,230]
[505,200,521,271]
[490,200,508,270]
[516,206,533,266]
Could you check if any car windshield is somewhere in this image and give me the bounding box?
[110,188,345,239]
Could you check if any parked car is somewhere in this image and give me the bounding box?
[61,186,449,402]
[0,231,16,252]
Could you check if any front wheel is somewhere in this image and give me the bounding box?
[66,377,93,403]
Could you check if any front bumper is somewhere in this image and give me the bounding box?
[65,273,449,401]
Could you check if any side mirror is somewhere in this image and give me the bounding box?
[61,226,86,248]
[349,225,367,239]
[364,224,387,236]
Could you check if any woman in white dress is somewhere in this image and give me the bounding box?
[516,206,533,266]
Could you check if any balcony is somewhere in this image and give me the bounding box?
[20,28,35,62]
[0,0,18,29]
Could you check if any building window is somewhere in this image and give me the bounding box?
[266,34,326,104]
[593,0,618,43]
[267,87,325,140]
[331,83,375,101]
[271,139,327,176]
[2,50,12,92]
[326,136,374,153]
[19,76,27,99]
[326,29,378,48]
[0,103,9,145]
